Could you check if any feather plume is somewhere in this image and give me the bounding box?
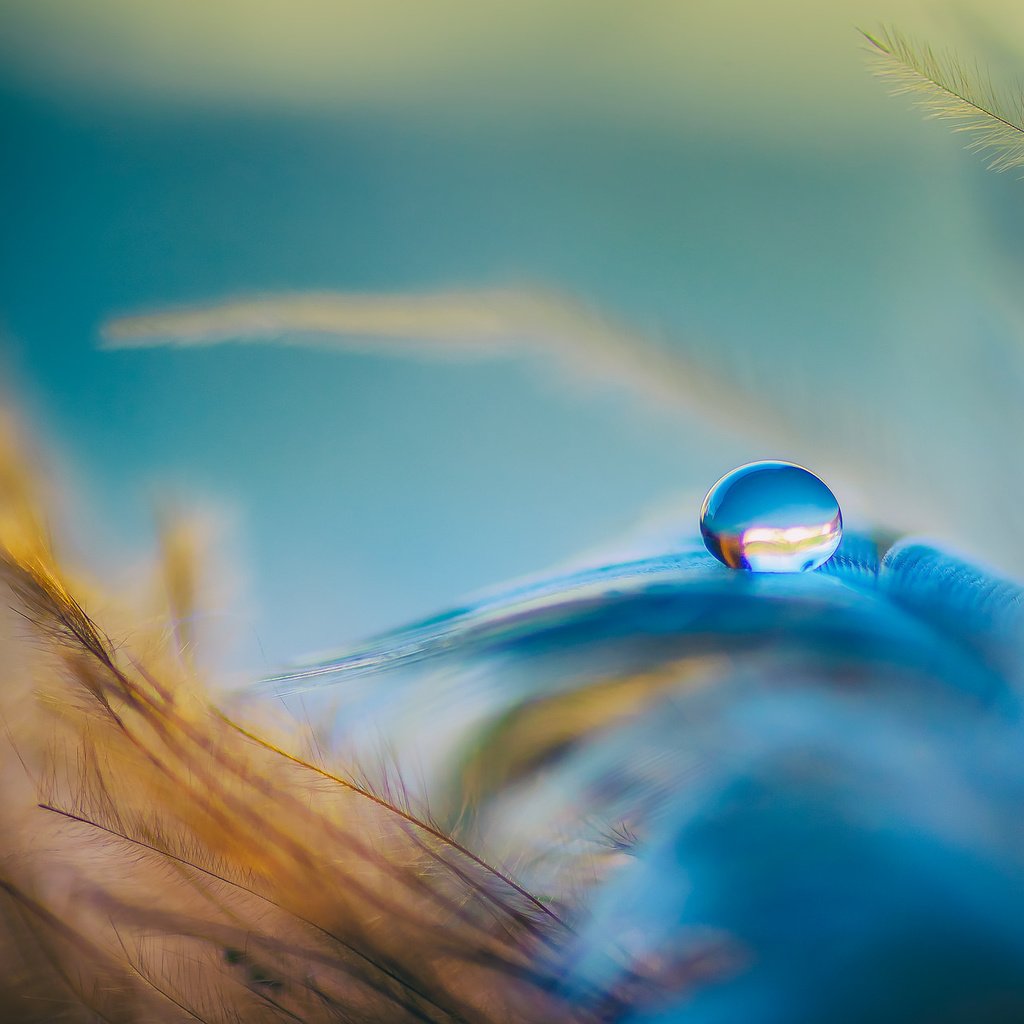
[863,27,1024,173]
[0,412,646,1023]
[100,288,779,439]
[7,402,1024,1020]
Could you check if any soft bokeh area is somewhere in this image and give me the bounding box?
[2,0,1024,671]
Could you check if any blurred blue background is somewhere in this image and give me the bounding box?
[2,0,1024,670]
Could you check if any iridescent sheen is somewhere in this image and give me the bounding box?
[700,461,842,572]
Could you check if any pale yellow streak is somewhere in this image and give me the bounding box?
[740,521,839,559]
[741,522,836,547]
[102,288,789,432]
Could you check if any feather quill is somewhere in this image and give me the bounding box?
[863,27,1024,173]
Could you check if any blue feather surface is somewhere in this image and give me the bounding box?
[243,532,1024,1021]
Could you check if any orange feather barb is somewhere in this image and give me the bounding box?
[0,415,617,1023]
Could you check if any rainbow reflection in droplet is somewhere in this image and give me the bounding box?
[700,461,842,573]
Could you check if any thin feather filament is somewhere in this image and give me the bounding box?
[864,27,1024,173]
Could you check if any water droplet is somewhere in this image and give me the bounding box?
[700,461,842,573]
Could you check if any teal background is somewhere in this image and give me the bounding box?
[3,2,1024,671]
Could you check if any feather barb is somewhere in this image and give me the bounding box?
[863,27,1024,173]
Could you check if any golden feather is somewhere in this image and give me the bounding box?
[863,27,1024,173]
[0,415,604,1023]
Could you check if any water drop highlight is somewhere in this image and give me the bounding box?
[700,461,842,573]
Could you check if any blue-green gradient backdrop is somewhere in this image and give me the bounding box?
[3,0,1024,670]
